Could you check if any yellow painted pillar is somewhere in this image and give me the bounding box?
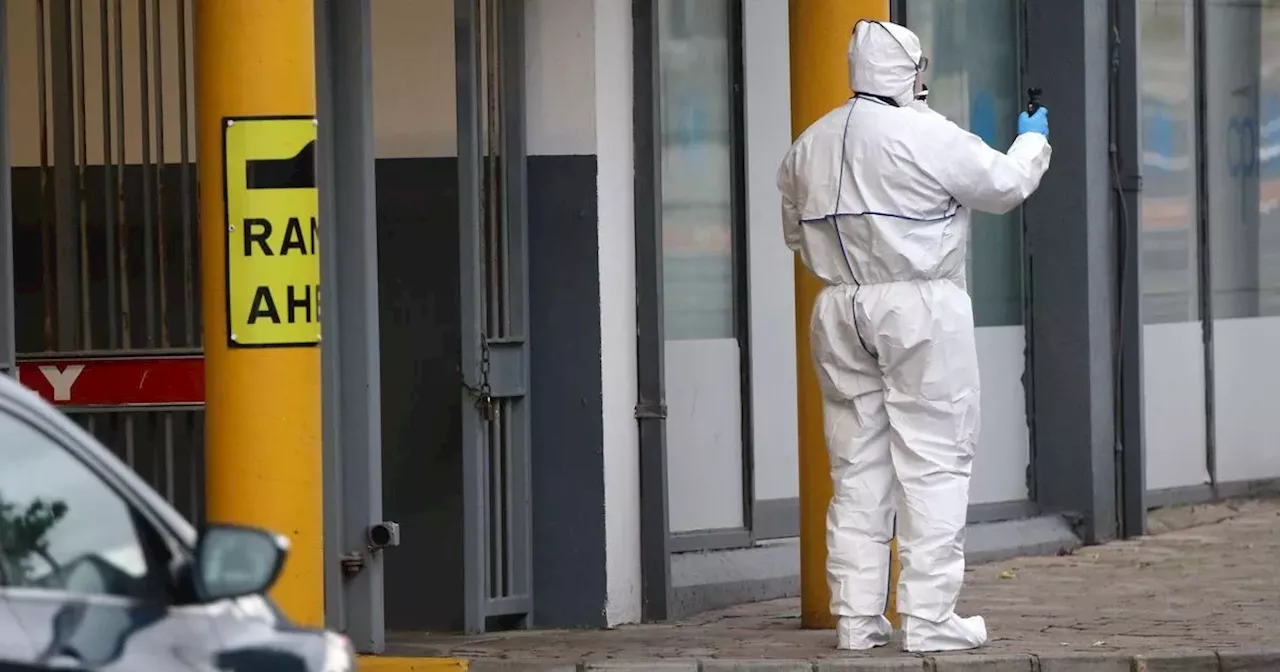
[788,0,897,631]
[197,0,323,626]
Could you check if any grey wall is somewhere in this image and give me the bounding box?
[524,0,610,629]
[376,158,464,631]
[1023,0,1122,543]
[527,155,606,627]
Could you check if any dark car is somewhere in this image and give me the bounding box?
[0,374,354,671]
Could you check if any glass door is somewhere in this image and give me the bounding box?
[905,0,1033,513]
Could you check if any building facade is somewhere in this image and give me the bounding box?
[0,0,1276,655]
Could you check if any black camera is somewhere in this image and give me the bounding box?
[1026,87,1043,115]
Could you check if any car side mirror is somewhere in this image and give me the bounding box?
[193,524,289,603]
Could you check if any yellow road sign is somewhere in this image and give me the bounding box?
[223,116,320,348]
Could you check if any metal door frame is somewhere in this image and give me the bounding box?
[456,0,534,634]
[315,0,386,653]
[1110,0,1147,539]
[316,0,531,644]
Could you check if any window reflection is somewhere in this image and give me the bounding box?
[0,413,149,598]
[1204,0,1280,485]
[657,0,736,341]
[1203,0,1280,318]
[906,0,1023,327]
[1263,4,1280,316]
[1140,0,1201,325]
[1204,0,1280,318]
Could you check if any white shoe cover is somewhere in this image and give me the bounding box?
[836,615,893,650]
[901,614,988,653]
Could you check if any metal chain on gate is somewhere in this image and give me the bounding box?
[462,334,495,422]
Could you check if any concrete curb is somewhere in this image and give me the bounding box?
[461,648,1280,672]
[357,656,468,671]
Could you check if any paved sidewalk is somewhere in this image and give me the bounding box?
[384,499,1280,671]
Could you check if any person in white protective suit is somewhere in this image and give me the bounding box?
[776,20,1051,653]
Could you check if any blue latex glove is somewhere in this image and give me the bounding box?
[1018,107,1049,138]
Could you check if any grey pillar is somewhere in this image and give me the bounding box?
[631,0,672,621]
[49,0,78,350]
[315,0,386,652]
[453,0,487,635]
[1113,0,1147,537]
[0,0,12,376]
[1023,0,1123,543]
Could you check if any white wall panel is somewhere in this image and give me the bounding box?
[1213,317,1280,483]
[370,0,456,158]
[970,326,1030,505]
[743,0,798,504]
[525,0,595,156]
[665,339,746,533]
[1142,322,1209,491]
[592,0,641,627]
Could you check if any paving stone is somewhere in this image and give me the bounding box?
[1217,648,1280,671]
[1130,652,1219,672]
[383,501,1280,668]
[813,659,926,671]
[700,660,815,672]
[929,653,1034,672]
[581,662,698,671]
[467,662,579,672]
[1034,652,1131,672]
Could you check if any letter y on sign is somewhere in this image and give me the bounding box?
[40,365,85,402]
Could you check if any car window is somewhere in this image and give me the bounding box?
[0,409,153,599]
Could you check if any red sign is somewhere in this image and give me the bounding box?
[16,355,205,407]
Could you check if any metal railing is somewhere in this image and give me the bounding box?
[15,0,201,515]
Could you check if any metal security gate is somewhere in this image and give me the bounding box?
[457,0,533,633]
[10,0,202,520]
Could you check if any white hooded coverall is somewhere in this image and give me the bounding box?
[777,21,1051,652]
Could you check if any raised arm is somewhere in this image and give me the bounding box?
[916,116,1052,216]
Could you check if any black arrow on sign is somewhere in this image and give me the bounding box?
[245,139,316,190]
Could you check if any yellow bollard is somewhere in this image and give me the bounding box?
[788,0,897,631]
[196,0,324,626]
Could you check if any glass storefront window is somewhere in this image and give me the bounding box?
[1262,3,1280,315]
[1205,0,1280,318]
[656,0,748,534]
[1138,0,1210,494]
[1205,0,1280,484]
[657,0,737,341]
[1140,0,1201,324]
[906,0,1023,327]
[904,0,1034,507]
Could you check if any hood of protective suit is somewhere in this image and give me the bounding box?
[848,21,923,107]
